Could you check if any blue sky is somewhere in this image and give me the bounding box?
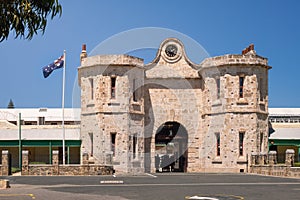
[1,0,300,108]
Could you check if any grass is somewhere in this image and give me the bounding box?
[294,162,300,167]
[29,162,47,165]
[11,167,21,173]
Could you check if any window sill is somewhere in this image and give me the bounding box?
[237,156,247,164]
[237,98,248,105]
[212,157,222,164]
[112,161,120,165]
[86,103,95,108]
[212,160,222,164]
[108,102,120,106]
[212,99,222,107]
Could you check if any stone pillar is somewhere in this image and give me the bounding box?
[285,149,295,166]
[22,150,29,175]
[105,152,113,165]
[268,151,277,165]
[1,150,9,176]
[250,153,257,166]
[52,150,59,175]
[259,153,267,165]
[81,153,89,175]
[0,179,10,189]
[82,152,89,165]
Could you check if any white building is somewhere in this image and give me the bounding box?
[0,108,80,167]
[269,108,300,162]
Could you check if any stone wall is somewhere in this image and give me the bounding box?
[250,149,300,177]
[24,164,113,176]
[21,150,113,176]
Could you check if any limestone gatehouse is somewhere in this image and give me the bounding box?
[78,38,271,174]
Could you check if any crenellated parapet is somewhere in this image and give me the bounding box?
[200,53,271,70]
[80,54,144,68]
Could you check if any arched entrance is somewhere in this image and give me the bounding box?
[155,122,188,172]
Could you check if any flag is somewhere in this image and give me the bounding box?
[42,55,64,78]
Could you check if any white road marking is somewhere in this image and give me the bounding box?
[100,180,124,184]
[186,196,219,200]
[144,173,157,178]
[42,181,300,188]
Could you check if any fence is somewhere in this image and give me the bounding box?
[250,149,300,178]
[0,150,113,176]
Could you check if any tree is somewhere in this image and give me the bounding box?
[7,99,15,109]
[0,0,62,42]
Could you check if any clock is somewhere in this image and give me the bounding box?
[165,44,177,57]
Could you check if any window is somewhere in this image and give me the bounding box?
[259,77,263,101]
[239,76,244,98]
[25,121,37,125]
[215,132,220,156]
[133,79,137,102]
[111,133,116,156]
[38,117,45,125]
[260,132,264,153]
[89,78,94,100]
[216,78,220,99]
[239,132,245,156]
[133,134,137,159]
[111,77,116,99]
[88,132,93,156]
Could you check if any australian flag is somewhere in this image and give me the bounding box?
[42,55,64,78]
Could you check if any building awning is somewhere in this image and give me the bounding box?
[0,140,81,147]
[269,108,300,116]
[0,128,80,140]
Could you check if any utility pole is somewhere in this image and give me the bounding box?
[18,113,22,170]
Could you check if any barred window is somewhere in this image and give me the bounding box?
[133,134,137,159]
[111,133,116,156]
[216,78,220,99]
[111,77,116,99]
[215,132,220,156]
[239,76,244,98]
[239,132,245,156]
[89,78,94,100]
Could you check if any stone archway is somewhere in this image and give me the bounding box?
[155,121,188,172]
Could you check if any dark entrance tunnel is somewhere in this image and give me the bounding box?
[155,121,188,172]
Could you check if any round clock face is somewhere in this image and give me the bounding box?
[165,44,178,57]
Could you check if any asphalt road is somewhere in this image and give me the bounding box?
[1,173,300,200]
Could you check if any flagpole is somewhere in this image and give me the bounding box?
[62,50,66,165]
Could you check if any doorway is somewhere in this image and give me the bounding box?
[155,122,188,172]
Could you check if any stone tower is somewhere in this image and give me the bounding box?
[197,44,271,172]
[78,38,271,173]
[78,52,145,173]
